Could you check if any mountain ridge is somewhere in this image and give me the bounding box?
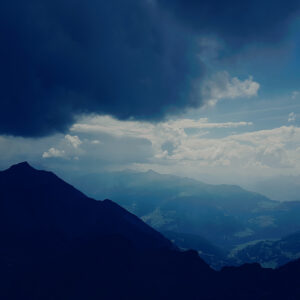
[0,161,173,251]
[2,162,300,299]
[71,168,300,268]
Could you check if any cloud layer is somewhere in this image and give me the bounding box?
[2,114,300,188]
[0,0,299,137]
[201,71,260,107]
[69,116,298,173]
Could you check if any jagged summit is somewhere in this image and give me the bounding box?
[0,162,173,251]
[1,161,47,182]
[1,161,66,190]
[7,161,34,171]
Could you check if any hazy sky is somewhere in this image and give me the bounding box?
[1,1,300,191]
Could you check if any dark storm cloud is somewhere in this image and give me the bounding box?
[0,0,197,136]
[159,0,300,45]
[0,0,299,137]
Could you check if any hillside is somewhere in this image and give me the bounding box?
[72,170,300,251]
[1,162,300,299]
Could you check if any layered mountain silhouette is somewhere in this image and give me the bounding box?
[1,162,300,299]
[72,169,300,268]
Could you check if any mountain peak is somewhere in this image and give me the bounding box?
[0,162,173,251]
[8,161,35,172]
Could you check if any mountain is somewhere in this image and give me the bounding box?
[162,230,229,269]
[2,162,300,299]
[0,162,214,299]
[0,162,172,250]
[71,169,300,252]
[228,230,300,268]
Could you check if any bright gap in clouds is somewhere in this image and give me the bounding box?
[1,71,300,200]
[39,115,300,182]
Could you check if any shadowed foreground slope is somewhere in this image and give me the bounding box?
[0,162,300,299]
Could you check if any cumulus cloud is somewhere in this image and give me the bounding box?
[68,116,300,177]
[65,135,82,148]
[42,148,65,158]
[41,134,83,160]
[288,112,296,122]
[201,71,260,107]
[1,114,300,183]
[71,116,247,163]
[0,0,298,137]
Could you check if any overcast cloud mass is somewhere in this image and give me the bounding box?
[0,0,299,136]
[1,0,300,200]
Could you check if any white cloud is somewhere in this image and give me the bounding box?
[1,113,296,181]
[42,147,65,158]
[167,118,253,129]
[71,115,298,174]
[71,116,252,136]
[3,113,300,187]
[169,126,299,171]
[40,135,83,160]
[65,134,82,148]
[200,71,260,107]
[288,112,296,122]
[91,140,101,144]
[71,116,253,164]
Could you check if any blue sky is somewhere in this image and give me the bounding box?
[1,1,300,198]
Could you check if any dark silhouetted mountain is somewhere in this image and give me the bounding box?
[162,230,229,269]
[1,162,300,299]
[0,162,214,299]
[0,162,172,250]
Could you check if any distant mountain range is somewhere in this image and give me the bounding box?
[71,169,300,268]
[2,162,300,299]
[228,230,300,268]
[246,175,300,202]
